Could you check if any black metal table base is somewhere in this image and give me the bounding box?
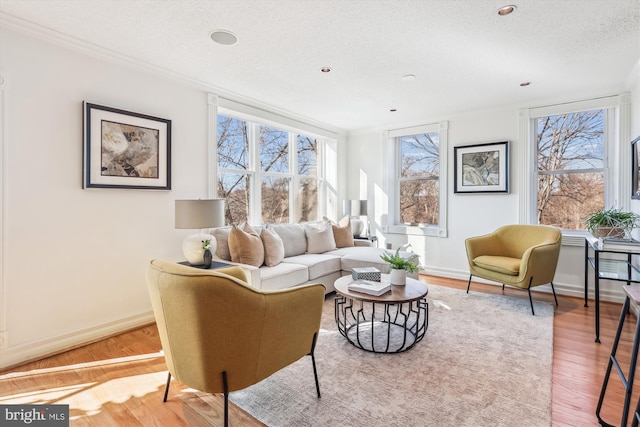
[596,292,640,426]
[334,295,428,353]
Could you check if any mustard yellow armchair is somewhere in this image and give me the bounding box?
[465,225,561,315]
[146,260,326,427]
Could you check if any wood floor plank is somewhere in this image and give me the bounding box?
[1,275,639,426]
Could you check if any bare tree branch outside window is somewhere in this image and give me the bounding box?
[217,114,323,225]
[399,132,439,225]
[536,109,604,229]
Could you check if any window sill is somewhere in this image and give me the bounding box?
[386,224,447,237]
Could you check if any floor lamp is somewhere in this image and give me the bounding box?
[175,199,225,265]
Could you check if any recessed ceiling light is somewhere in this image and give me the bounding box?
[497,5,517,16]
[320,67,332,73]
[401,74,416,81]
[520,82,531,86]
[210,30,239,46]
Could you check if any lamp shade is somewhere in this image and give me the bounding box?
[175,199,225,229]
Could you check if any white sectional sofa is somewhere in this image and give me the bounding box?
[210,222,419,294]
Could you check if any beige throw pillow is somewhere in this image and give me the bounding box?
[261,225,285,267]
[229,223,265,267]
[333,216,354,248]
[304,222,336,254]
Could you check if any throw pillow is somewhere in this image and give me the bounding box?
[211,227,231,261]
[304,222,336,254]
[261,225,285,267]
[228,223,265,267]
[333,216,354,248]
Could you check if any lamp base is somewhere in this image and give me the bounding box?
[183,233,217,265]
[351,217,364,237]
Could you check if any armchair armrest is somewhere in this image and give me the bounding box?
[257,284,326,378]
[519,239,562,286]
[465,232,501,261]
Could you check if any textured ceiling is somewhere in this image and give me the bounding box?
[1,0,639,132]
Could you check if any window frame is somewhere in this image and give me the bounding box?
[210,94,335,225]
[385,121,449,237]
[519,94,632,245]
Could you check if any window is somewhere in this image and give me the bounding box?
[387,122,448,237]
[520,94,631,238]
[399,132,440,224]
[535,109,605,230]
[216,113,325,225]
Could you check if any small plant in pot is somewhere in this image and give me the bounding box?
[585,207,640,239]
[380,249,421,286]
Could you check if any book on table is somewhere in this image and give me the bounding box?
[347,280,391,296]
[600,237,640,252]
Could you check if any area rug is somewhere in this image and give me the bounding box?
[229,284,554,427]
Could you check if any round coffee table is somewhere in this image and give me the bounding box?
[334,274,428,353]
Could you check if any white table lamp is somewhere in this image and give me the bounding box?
[175,199,225,265]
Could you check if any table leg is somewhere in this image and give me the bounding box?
[584,238,589,307]
[595,251,601,343]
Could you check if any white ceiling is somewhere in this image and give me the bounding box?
[1,0,639,132]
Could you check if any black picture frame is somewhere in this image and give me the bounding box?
[83,102,171,189]
[633,135,640,200]
[454,141,509,194]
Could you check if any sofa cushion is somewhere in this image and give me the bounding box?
[229,223,265,267]
[271,223,307,257]
[473,255,520,276]
[284,253,342,280]
[261,225,285,267]
[211,227,232,261]
[259,262,309,291]
[304,222,336,254]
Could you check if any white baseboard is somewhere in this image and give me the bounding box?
[0,311,155,370]
[423,266,626,305]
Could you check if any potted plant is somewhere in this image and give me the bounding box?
[380,249,421,286]
[585,207,640,239]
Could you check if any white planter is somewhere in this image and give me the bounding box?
[390,268,407,286]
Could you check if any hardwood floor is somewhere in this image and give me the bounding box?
[1,276,639,426]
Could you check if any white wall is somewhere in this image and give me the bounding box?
[0,27,210,368]
[347,84,640,304]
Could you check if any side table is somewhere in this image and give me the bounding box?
[178,261,232,270]
[584,237,640,343]
[354,235,378,247]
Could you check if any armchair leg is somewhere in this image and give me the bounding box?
[527,277,535,315]
[550,282,559,306]
[163,372,171,402]
[528,288,535,316]
[222,371,229,427]
[309,332,321,398]
[466,275,472,294]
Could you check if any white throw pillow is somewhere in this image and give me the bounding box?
[304,222,336,254]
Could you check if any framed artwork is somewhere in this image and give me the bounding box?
[633,135,640,200]
[83,102,171,189]
[454,141,509,194]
